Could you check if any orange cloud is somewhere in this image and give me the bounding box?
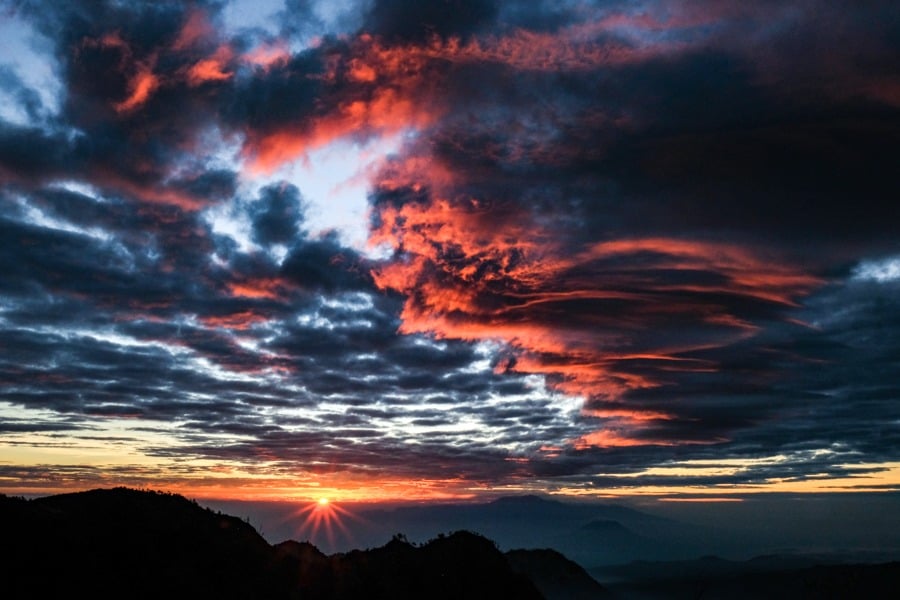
[200,311,271,330]
[87,168,213,210]
[583,408,676,421]
[242,42,291,71]
[354,24,678,75]
[185,45,234,85]
[368,151,823,448]
[241,38,444,173]
[227,278,287,300]
[81,33,159,113]
[85,8,235,114]
[574,429,674,448]
[172,8,215,52]
[113,66,159,113]
[239,22,678,173]
[243,87,438,174]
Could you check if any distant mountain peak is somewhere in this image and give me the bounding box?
[580,519,634,533]
[490,494,556,505]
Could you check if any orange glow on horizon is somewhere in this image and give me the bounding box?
[658,497,745,502]
[4,460,900,503]
[288,498,365,550]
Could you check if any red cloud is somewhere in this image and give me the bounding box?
[200,310,271,331]
[369,152,823,448]
[227,278,289,301]
[113,66,159,113]
[185,45,234,86]
[82,8,235,114]
[242,42,291,71]
[239,23,685,173]
[172,8,215,52]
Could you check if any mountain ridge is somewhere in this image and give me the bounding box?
[1,487,606,600]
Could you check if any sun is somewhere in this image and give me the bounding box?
[290,497,362,553]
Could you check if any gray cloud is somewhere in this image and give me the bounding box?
[1,0,898,496]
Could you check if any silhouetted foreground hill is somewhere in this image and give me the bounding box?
[507,548,611,599]
[0,488,565,599]
[1,488,288,599]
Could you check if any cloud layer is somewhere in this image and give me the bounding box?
[1,0,898,498]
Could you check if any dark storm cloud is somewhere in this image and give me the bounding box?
[662,267,898,455]
[248,182,304,245]
[367,0,900,458]
[522,273,900,485]
[2,0,899,493]
[0,170,563,482]
[172,429,530,482]
[3,0,239,208]
[223,46,324,134]
[171,169,239,204]
[280,232,374,292]
[0,122,85,181]
[587,63,900,254]
[0,421,81,434]
[362,0,499,42]
[420,48,900,254]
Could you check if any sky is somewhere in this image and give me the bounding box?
[0,0,898,503]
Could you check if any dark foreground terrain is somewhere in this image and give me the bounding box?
[0,488,605,600]
[3,488,898,599]
[593,556,900,599]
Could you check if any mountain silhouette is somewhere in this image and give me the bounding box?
[2,488,285,599]
[270,531,544,599]
[552,518,664,566]
[353,492,701,561]
[5,488,896,598]
[2,488,587,600]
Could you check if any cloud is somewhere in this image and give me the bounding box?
[1,0,898,496]
[362,0,900,450]
[362,0,500,43]
[248,182,305,245]
[2,1,239,208]
[0,177,578,488]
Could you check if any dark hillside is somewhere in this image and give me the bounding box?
[1,488,544,600]
[2,488,284,599]
[507,548,611,599]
